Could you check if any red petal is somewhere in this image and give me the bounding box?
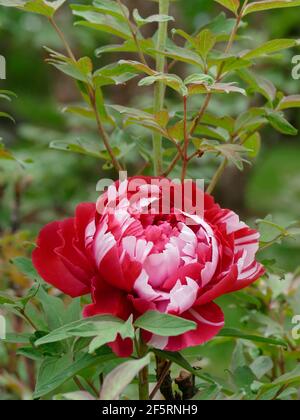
[196,265,238,306]
[74,202,96,247]
[83,277,133,321]
[32,221,90,297]
[146,302,224,352]
[108,336,133,358]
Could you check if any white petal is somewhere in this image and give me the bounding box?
[167,277,199,314]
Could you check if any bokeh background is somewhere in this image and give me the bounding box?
[0,0,299,399]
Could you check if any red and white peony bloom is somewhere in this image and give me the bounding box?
[33,176,264,357]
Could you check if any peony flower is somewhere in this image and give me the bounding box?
[32,176,264,357]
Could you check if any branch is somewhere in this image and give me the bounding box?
[206,157,228,195]
[48,16,122,172]
[117,0,148,66]
[153,0,170,176]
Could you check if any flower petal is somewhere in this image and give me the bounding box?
[32,221,90,297]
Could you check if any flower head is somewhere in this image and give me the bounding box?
[33,176,264,356]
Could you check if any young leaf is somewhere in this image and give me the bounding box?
[50,139,116,160]
[237,68,277,103]
[266,111,298,135]
[214,0,240,16]
[134,311,197,336]
[154,45,204,68]
[243,0,300,16]
[92,0,129,21]
[278,95,300,110]
[241,39,299,61]
[100,354,151,400]
[72,5,132,40]
[133,9,174,27]
[196,29,217,59]
[139,73,187,96]
[243,132,261,158]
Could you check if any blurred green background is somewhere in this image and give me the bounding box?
[0,0,299,271]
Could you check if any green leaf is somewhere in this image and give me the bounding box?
[95,38,155,57]
[92,0,129,21]
[257,365,300,399]
[63,106,94,119]
[234,108,266,133]
[278,95,300,110]
[100,354,151,400]
[88,316,134,353]
[0,292,18,306]
[34,348,117,399]
[47,54,93,83]
[266,111,298,135]
[35,315,134,347]
[268,365,300,387]
[50,139,114,160]
[204,12,238,37]
[184,73,214,86]
[0,1,24,6]
[233,366,256,391]
[192,384,220,400]
[237,68,277,103]
[201,143,249,170]
[241,39,299,61]
[134,311,197,337]
[2,332,31,344]
[133,9,174,27]
[243,132,261,158]
[0,112,15,123]
[8,0,68,18]
[139,73,187,96]
[11,257,40,281]
[218,328,288,347]
[72,5,132,40]
[214,0,240,16]
[109,104,169,138]
[154,45,204,68]
[243,0,300,16]
[196,29,217,59]
[37,286,66,330]
[250,356,273,380]
[188,82,246,96]
[201,113,235,133]
[231,341,246,372]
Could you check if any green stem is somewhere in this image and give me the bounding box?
[206,157,228,195]
[138,336,149,400]
[153,0,170,176]
[48,16,122,173]
[181,95,189,182]
[20,309,38,331]
[48,17,76,61]
[117,0,148,66]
